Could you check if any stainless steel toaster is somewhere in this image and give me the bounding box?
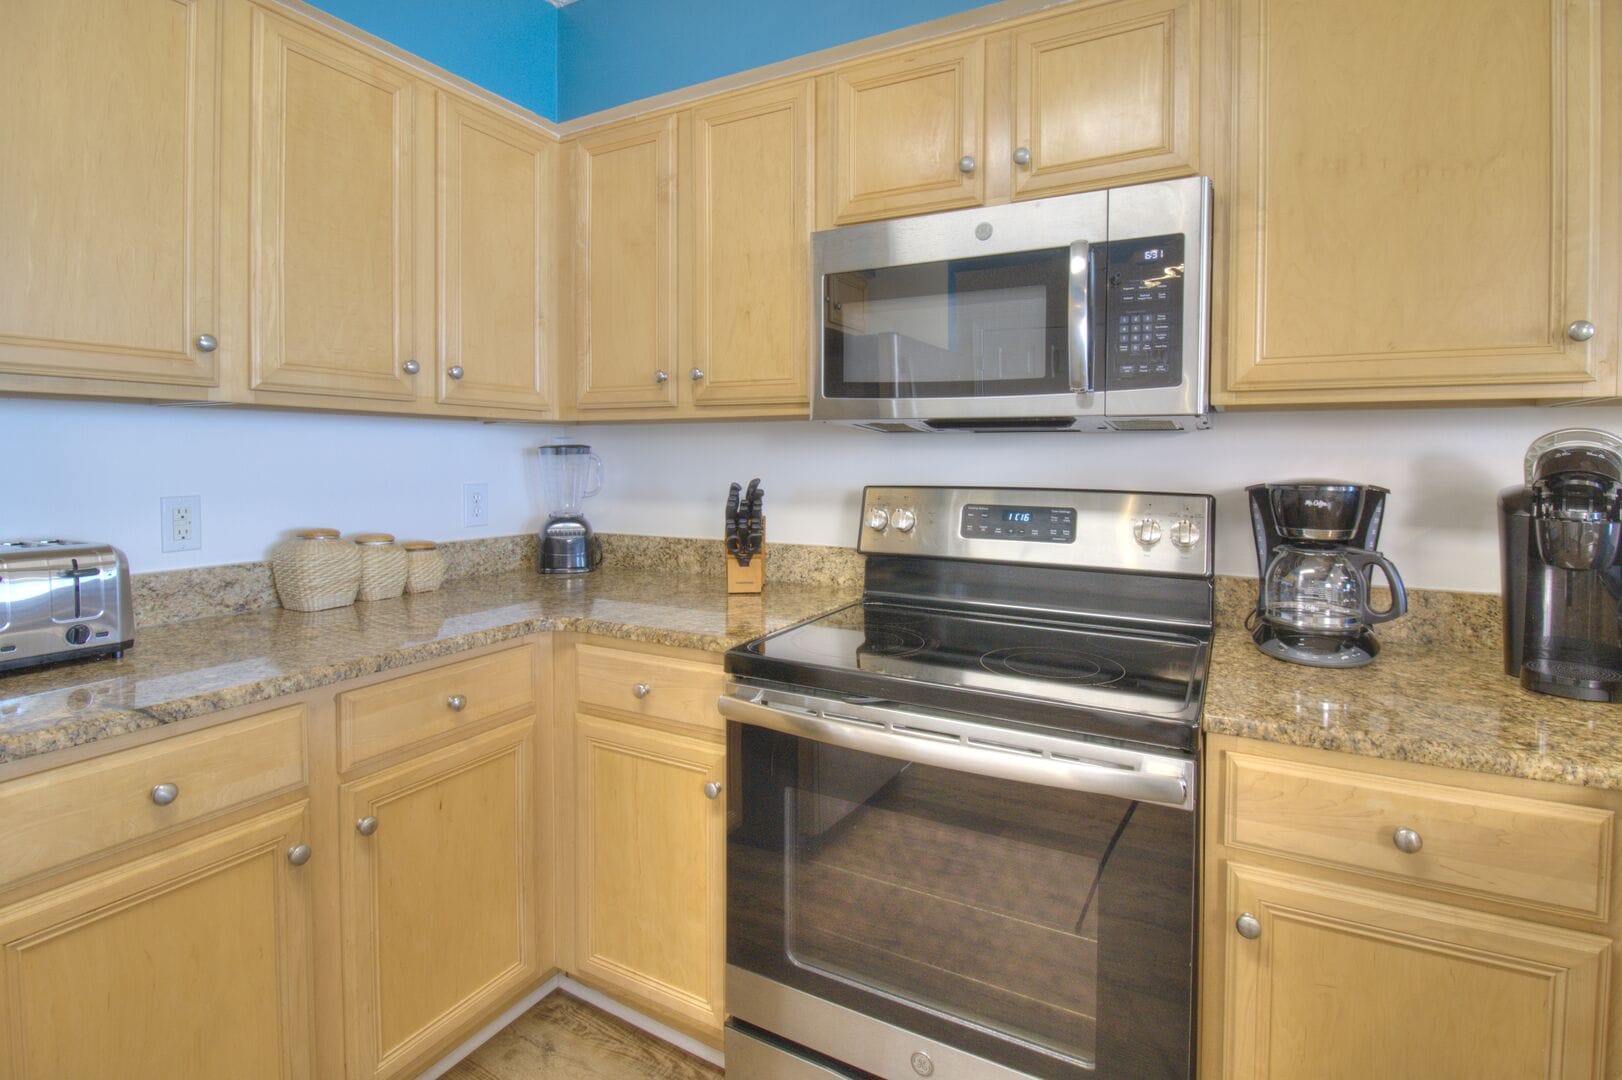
[0,540,134,673]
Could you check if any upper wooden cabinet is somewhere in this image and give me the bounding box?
[244,8,423,401]
[1217,0,1617,403]
[0,0,221,388]
[570,116,681,412]
[437,95,556,414]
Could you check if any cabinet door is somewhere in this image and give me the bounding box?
[0,0,219,387]
[572,117,679,411]
[684,82,813,410]
[573,714,725,1034]
[0,803,315,1079]
[247,9,421,401]
[438,94,554,414]
[340,720,539,1080]
[1010,0,1195,200]
[1221,0,1610,402]
[826,37,986,225]
[1220,863,1609,1079]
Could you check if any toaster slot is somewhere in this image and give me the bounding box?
[50,560,106,623]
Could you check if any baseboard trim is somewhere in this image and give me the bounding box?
[416,975,562,1080]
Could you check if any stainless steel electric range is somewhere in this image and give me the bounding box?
[719,485,1213,1080]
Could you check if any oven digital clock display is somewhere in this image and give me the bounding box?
[961,504,1077,543]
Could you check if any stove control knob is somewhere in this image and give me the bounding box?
[1133,518,1163,547]
[1170,519,1201,550]
[867,508,890,532]
[892,508,917,533]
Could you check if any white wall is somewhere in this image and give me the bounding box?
[566,405,1622,593]
[7,397,1619,591]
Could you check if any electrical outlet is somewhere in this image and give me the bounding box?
[160,495,202,553]
[463,483,489,528]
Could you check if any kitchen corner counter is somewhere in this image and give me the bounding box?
[0,568,857,767]
[1203,627,1622,790]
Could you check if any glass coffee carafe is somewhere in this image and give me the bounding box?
[1262,545,1407,635]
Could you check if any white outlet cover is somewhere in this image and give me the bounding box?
[463,483,489,528]
[160,494,202,553]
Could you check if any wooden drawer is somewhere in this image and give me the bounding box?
[1220,750,1615,918]
[338,645,535,771]
[0,704,306,890]
[575,642,723,733]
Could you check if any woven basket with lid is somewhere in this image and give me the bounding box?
[269,529,362,612]
[402,540,446,593]
[352,533,408,602]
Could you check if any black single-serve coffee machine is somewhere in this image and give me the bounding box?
[1248,481,1408,667]
[1501,428,1622,701]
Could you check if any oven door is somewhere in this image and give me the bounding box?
[720,687,1197,1080]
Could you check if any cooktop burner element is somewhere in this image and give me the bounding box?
[980,646,1127,685]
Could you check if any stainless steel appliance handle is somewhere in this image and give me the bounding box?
[718,692,1191,809]
[1068,239,1093,395]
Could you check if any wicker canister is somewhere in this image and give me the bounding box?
[352,533,408,602]
[402,540,446,593]
[269,529,362,612]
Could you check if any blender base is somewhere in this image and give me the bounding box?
[1253,622,1380,668]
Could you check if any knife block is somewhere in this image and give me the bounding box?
[726,526,765,595]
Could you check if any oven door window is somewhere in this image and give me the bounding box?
[823,248,1074,400]
[729,726,1195,1079]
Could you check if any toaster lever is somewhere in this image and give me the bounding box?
[58,567,100,579]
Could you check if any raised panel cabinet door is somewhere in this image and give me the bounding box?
[1221,0,1609,401]
[684,82,814,410]
[573,714,726,1034]
[438,94,554,414]
[340,720,539,1080]
[572,117,680,411]
[0,803,315,1080]
[248,9,419,400]
[1010,0,1196,199]
[828,37,986,225]
[0,0,219,386]
[1221,863,1610,1080]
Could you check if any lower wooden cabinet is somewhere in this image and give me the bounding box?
[571,712,726,1036]
[0,802,316,1079]
[339,719,541,1080]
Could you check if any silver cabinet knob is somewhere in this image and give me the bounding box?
[654,370,669,384]
[448,365,464,380]
[704,781,722,800]
[1393,826,1423,854]
[958,155,977,174]
[150,783,179,806]
[1235,912,1262,940]
[1567,320,1597,342]
[632,683,652,699]
[195,334,218,352]
[1013,146,1031,166]
[402,359,420,375]
[446,694,467,712]
[356,816,378,837]
[287,843,312,867]
[690,367,705,381]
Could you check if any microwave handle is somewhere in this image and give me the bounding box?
[1068,240,1094,395]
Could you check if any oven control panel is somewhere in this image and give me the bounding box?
[861,486,1213,577]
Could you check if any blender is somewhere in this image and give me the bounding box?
[537,440,604,574]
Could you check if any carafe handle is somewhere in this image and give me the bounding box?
[1346,549,1408,624]
[584,453,605,500]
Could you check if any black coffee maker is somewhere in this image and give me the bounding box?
[1248,482,1408,667]
[1501,428,1622,701]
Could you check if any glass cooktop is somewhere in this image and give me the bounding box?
[727,601,1209,752]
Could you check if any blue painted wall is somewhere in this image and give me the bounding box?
[558,0,1001,119]
[306,0,559,119]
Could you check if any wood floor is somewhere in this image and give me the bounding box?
[443,993,723,1079]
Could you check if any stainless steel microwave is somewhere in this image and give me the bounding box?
[811,177,1211,432]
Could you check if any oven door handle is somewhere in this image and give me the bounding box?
[718,693,1192,810]
[1068,239,1094,396]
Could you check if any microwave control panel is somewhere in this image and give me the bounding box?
[1099,233,1184,391]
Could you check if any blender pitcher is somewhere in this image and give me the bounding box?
[537,440,604,574]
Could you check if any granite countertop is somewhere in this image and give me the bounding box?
[1204,627,1622,790]
[0,567,858,767]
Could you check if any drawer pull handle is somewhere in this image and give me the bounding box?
[704,781,722,800]
[446,694,467,711]
[632,683,652,699]
[356,816,379,837]
[1567,320,1597,342]
[287,843,312,867]
[150,782,179,806]
[1393,826,1423,854]
[1235,912,1262,940]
